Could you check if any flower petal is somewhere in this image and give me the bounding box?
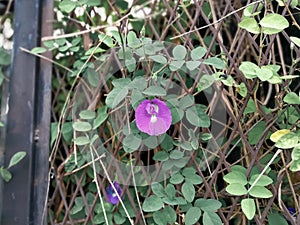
[135,98,172,136]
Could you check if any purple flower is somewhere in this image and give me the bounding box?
[135,98,172,136]
[106,181,123,204]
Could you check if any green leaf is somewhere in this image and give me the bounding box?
[131,89,144,109]
[98,33,115,47]
[125,58,136,72]
[169,150,184,159]
[226,183,247,196]
[86,68,100,87]
[153,151,169,161]
[181,182,195,203]
[223,171,247,185]
[151,182,166,197]
[283,92,300,104]
[248,186,273,198]
[239,61,259,79]
[237,82,247,97]
[290,145,300,172]
[185,207,201,225]
[243,3,263,16]
[8,151,26,168]
[184,173,203,184]
[248,121,266,145]
[291,36,300,48]
[203,57,225,69]
[186,105,210,128]
[105,87,128,108]
[70,197,84,215]
[142,195,164,212]
[30,47,47,54]
[0,48,11,65]
[93,106,108,129]
[153,206,177,225]
[149,55,167,64]
[112,78,131,88]
[179,95,195,109]
[267,213,289,225]
[241,198,256,220]
[180,141,193,151]
[142,85,166,96]
[256,67,273,82]
[231,165,247,174]
[170,173,184,184]
[186,60,201,71]
[197,74,215,92]
[170,106,184,124]
[72,121,92,132]
[73,136,90,146]
[191,46,207,60]
[79,110,96,120]
[59,0,76,13]
[0,167,12,182]
[113,212,126,224]
[238,17,260,34]
[143,135,159,149]
[128,77,147,90]
[260,13,289,34]
[127,31,140,48]
[244,99,256,114]
[169,60,185,71]
[123,134,142,152]
[202,211,222,225]
[275,132,299,149]
[0,69,3,86]
[249,174,273,186]
[172,45,187,60]
[194,198,222,212]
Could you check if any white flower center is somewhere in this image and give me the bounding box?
[150,114,157,123]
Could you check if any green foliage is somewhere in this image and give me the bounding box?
[0,151,26,182]
[224,165,274,219]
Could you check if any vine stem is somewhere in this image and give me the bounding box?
[170,0,264,39]
[90,149,109,225]
[247,149,282,193]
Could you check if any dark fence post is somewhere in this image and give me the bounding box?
[0,0,52,224]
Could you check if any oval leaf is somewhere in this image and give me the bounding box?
[248,186,273,198]
[73,136,90,146]
[203,57,225,69]
[182,182,195,203]
[275,132,298,149]
[270,129,290,142]
[79,110,96,120]
[238,17,260,34]
[142,195,164,212]
[72,121,92,132]
[123,134,142,152]
[0,167,12,182]
[149,55,167,64]
[226,183,247,196]
[8,151,26,168]
[191,46,207,60]
[185,207,201,225]
[241,198,256,220]
[203,211,222,225]
[172,45,187,60]
[142,86,166,96]
[283,92,300,104]
[260,13,289,34]
[223,171,247,185]
[105,87,128,108]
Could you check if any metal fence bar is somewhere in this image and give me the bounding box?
[0,0,52,224]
